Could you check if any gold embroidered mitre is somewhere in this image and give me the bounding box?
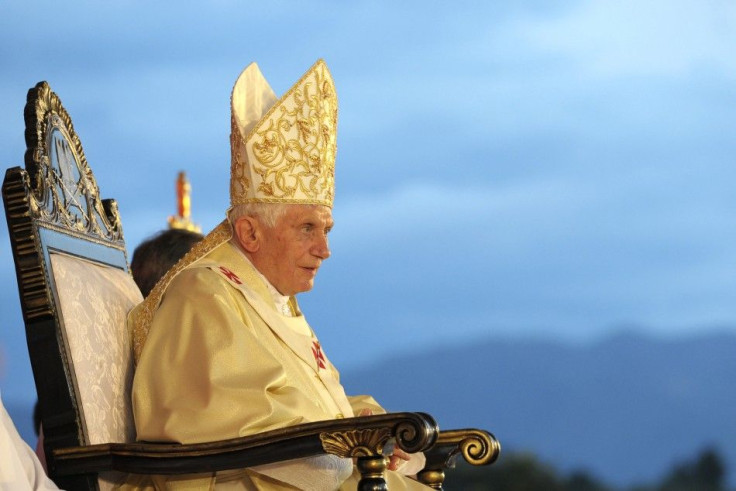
[230,59,337,207]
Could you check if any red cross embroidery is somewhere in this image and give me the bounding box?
[312,340,326,370]
[218,266,242,285]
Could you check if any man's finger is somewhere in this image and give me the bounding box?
[387,455,401,471]
[392,448,411,461]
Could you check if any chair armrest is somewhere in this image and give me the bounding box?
[417,428,500,489]
[51,412,438,482]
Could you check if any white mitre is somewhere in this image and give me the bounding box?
[229,59,337,208]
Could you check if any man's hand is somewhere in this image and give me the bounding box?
[387,447,412,471]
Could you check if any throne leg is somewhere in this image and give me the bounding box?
[416,469,445,490]
[356,455,388,491]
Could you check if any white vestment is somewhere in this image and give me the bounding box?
[0,394,59,490]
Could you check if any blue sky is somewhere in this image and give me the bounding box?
[1,0,735,439]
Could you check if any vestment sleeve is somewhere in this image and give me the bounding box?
[347,394,386,416]
[0,395,59,490]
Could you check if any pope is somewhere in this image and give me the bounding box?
[121,60,431,490]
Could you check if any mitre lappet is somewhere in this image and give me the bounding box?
[130,59,338,361]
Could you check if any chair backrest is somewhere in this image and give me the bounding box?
[2,82,143,490]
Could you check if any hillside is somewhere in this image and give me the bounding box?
[341,330,736,487]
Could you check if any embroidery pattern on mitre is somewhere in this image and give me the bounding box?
[230,59,337,207]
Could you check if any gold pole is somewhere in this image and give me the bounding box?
[168,171,201,233]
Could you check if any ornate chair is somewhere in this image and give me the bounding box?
[3,81,497,491]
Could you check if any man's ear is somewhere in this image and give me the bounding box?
[233,216,260,253]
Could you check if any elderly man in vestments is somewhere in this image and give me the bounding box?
[121,60,431,490]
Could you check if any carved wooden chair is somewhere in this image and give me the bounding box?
[3,81,498,491]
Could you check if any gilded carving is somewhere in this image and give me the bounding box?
[455,429,500,466]
[23,81,124,247]
[433,428,500,468]
[319,428,392,458]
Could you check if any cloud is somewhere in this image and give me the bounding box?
[316,158,736,354]
[1,0,736,380]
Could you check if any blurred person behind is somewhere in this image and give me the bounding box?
[131,228,203,297]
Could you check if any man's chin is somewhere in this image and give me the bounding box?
[296,280,315,294]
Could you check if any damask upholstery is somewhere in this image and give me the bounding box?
[49,253,143,490]
[49,252,142,446]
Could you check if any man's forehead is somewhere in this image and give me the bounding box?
[285,204,333,223]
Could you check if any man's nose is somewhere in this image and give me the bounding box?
[313,234,330,260]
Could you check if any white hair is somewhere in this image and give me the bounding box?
[228,202,290,229]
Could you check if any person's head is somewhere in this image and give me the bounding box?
[225,60,337,297]
[229,203,332,296]
[131,228,204,297]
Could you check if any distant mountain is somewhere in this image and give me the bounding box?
[341,329,736,487]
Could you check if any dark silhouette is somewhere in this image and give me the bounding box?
[657,447,725,491]
[444,447,728,491]
[130,229,203,297]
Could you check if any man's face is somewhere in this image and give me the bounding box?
[249,204,333,296]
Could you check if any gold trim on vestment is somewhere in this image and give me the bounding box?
[130,220,232,362]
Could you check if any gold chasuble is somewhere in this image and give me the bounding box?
[121,241,427,490]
